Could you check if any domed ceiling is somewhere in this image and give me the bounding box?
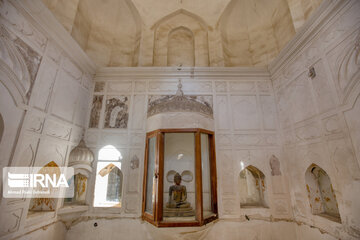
[42,0,322,67]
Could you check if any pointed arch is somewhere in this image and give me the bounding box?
[28,161,60,212]
[98,145,122,161]
[94,146,123,208]
[239,165,267,207]
[305,164,341,222]
[151,9,210,31]
[152,9,209,66]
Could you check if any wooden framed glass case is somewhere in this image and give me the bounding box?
[142,129,218,227]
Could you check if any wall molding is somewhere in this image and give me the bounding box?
[95,67,270,80]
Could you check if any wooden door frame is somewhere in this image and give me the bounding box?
[141,128,218,227]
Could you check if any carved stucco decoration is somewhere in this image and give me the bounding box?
[104,96,129,128]
[89,95,103,128]
[0,25,41,104]
[147,80,213,118]
[68,139,94,170]
[130,155,139,169]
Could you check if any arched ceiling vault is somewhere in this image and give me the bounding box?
[42,0,323,67]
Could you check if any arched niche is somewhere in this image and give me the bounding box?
[64,173,88,205]
[153,9,209,66]
[239,165,267,208]
[305,164,341,222]
[28,161,60,212]
[167,27,195,67]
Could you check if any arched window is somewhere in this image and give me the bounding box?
[239,165,267,207]
[94,145,123,207]
[305,164,340,222]
[0,114,4,144]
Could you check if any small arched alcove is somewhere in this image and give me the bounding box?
[65,139,94,205]
[305,164,341,222]
[28,161,60,212]
[153,9,209,66]
[94,145,123,208]
[239,165,267,208]
[167,27,195,67]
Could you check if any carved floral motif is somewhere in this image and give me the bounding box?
[104,96,129,128]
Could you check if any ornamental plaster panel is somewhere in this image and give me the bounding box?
[50,69,80,122]
[30,57,58,112]
[230,95,260,130]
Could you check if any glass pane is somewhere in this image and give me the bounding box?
[163,133,196,222]
[106,168,123,203]
[145,137,156,214]
[94,162,122,207]
[201,133,215,218]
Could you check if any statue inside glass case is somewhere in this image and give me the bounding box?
[164,172,194,217]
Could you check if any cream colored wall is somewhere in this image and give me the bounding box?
[219,0,296,66]
[41,0,322,68]
[286,0,323,31]
[0,0,95,239]
[270,0,360,239]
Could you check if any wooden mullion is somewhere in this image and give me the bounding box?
[156,131,164,222]
[195,130,203,224]
[209,133,218,215]
[143,128,218,227]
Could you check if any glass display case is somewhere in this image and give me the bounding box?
[142,129,217,227]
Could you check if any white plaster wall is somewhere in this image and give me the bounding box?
[0,0,95,239]
[85,67,286,224]
[1,0,359,240]
[270,0,360,239]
